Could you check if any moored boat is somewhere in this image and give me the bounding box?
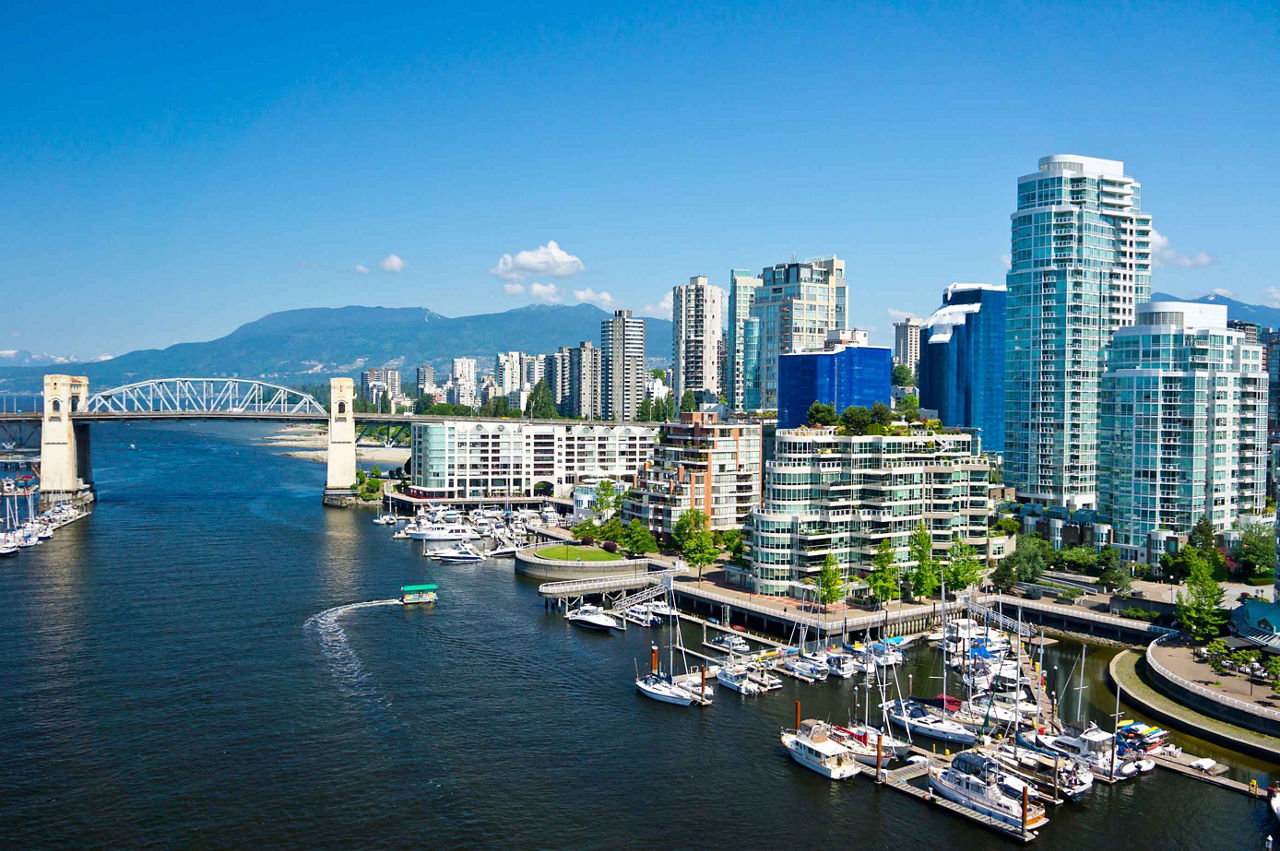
[717,664,762,695]
[780,719,861,780]
[884,698,976,744]
[567,604,621,631]
[929,754,1049,831]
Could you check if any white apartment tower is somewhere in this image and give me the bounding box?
[601,309,646,421]
[450,357,478,408]
[1005,155,1153,510]
[672,276,725,401]
[1100,302,1268,555]
[892,317,923,376]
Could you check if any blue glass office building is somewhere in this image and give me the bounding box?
[777,343,892,429]
[917,283,1006,452]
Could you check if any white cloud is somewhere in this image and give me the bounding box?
[1264,287,1280,308]
[354,264,369,274]
[1211,287,1233,297]
[640,291,673,319]
[574,288,617,310]
[379,253,406,273]
[1151,229,1210,268]
[1000,253,1012,271]
[530,282,560,302]
[503,282,526,295]
[887,308,917,320]
[490,240,584,281]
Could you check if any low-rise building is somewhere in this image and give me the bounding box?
[623,411,762,536]
[746,426,991,596]
[409,419,656,500]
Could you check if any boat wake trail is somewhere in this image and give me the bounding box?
[304,599,400,702]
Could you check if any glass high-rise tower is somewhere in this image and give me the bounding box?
[1004,155,1152,509]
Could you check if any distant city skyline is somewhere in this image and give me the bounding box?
[4,2,1276,357]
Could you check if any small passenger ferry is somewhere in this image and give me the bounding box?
[400,584,438,605]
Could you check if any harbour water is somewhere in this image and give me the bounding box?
[0,421,1273,847]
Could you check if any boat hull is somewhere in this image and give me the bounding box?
[929,772,1048,831]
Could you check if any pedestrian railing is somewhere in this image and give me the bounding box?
[1146,634,1280,723]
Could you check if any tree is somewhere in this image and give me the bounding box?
[683,524,719,582]
[908,522,940,599]
[593,480,619,520]
[571,520,597,540]
[673,509,708,553]
[989,559,1017,593]
[1190,515,1217,552]
[637,398,654,422]
[650,368,667,380]
[1098,563,1133,595]
[378,393,391,414]
[891,364,915,387]
[1264,655,1280,682]
[680,389,697,413]
[479,396,512,418]
[718,528,745,561]
[1238,522,1276,577]
[871,401,894,427]
[1096,545,1120,576]
[1054,546,1097,575]
[806,401,839,427]
[598,515,625,543]
[992,516,1020,537]
[622,519,657,557]
[898,393,920,422]
[1005,535,1050,584]
[866,539,900,605]
[840,405,873,434]
[944,536,984,592]
[1176,553,1227,642]
[806,553,845,607]
[525,379,559,419]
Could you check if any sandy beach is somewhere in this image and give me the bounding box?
[258,423,412,467]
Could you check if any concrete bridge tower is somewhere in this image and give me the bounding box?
[40,374,93,505]
[325,377,357,500]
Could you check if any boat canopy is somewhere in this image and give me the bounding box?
[401,584,438,592]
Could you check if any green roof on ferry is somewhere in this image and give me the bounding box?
[401,584,438,592]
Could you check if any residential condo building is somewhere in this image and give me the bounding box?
[623,411,762,536]
[746,256,847,410]
[601,309,646,421]
[892,317,923,376]
[672,276,725,401]
[746,427,991,596]
[1004,155,1153,509]
[725,269,762,411]
[409,419,656,499]
[450,357,478,408]
[1099,301,1268,557]
[776,330,892,429]
[566,340,602,420]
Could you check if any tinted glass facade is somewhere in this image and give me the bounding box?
[918,283,1006,452]
[777,344,892,429]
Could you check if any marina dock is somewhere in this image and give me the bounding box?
[877,754,1039,843]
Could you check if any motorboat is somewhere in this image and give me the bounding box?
[929,754,1049,831]
[487,543,520,558]
[784,654,829,681]
[1025,723,1136,780]
[744,663,784,691]
[825,651,861,679]
[407,523,479,542]
[672,670,715,701]
[567,604,621,631]
[435,543,485,564]
[372,513,398,526]
[716,664,763,695]
[883,699,976,744]
[400,584,438,605]
[540,504,560,527]
[636,672,698,706]
[624,604,663,627]
[780,719,861,780]
[0,543,17,558]
[646,599,678,620]
[710,633,751,655]
[867,642,904,667]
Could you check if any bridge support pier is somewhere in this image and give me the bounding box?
[39,374,94,510]
[323,377,358,507]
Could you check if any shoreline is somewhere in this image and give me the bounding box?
[259,424,411,466]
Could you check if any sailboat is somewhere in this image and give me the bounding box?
[634,587,711,706]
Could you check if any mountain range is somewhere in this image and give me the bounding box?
[1151,291,1280,328]
[0,304,673,392]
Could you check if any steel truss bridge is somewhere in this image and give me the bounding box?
[86,378,328,417]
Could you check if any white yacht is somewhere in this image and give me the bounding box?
[784,655,829,681]
[567,604,621,631]
[992,743,1094,801]
[372,513,398,526]
[435,543,485,563]
[929,753,1049,831]
[884,699,976,745]
[624,604,663,627]
[1035,723,1136,780]
[716,664,762,695]
[825,652,860,678]
[781,720,861,780]
[408,523,479,542]
[832,724,911,763]
[646,600,678,621]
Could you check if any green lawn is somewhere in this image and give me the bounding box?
[536,544,624,562]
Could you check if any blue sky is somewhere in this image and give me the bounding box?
[3,1,1278,357]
